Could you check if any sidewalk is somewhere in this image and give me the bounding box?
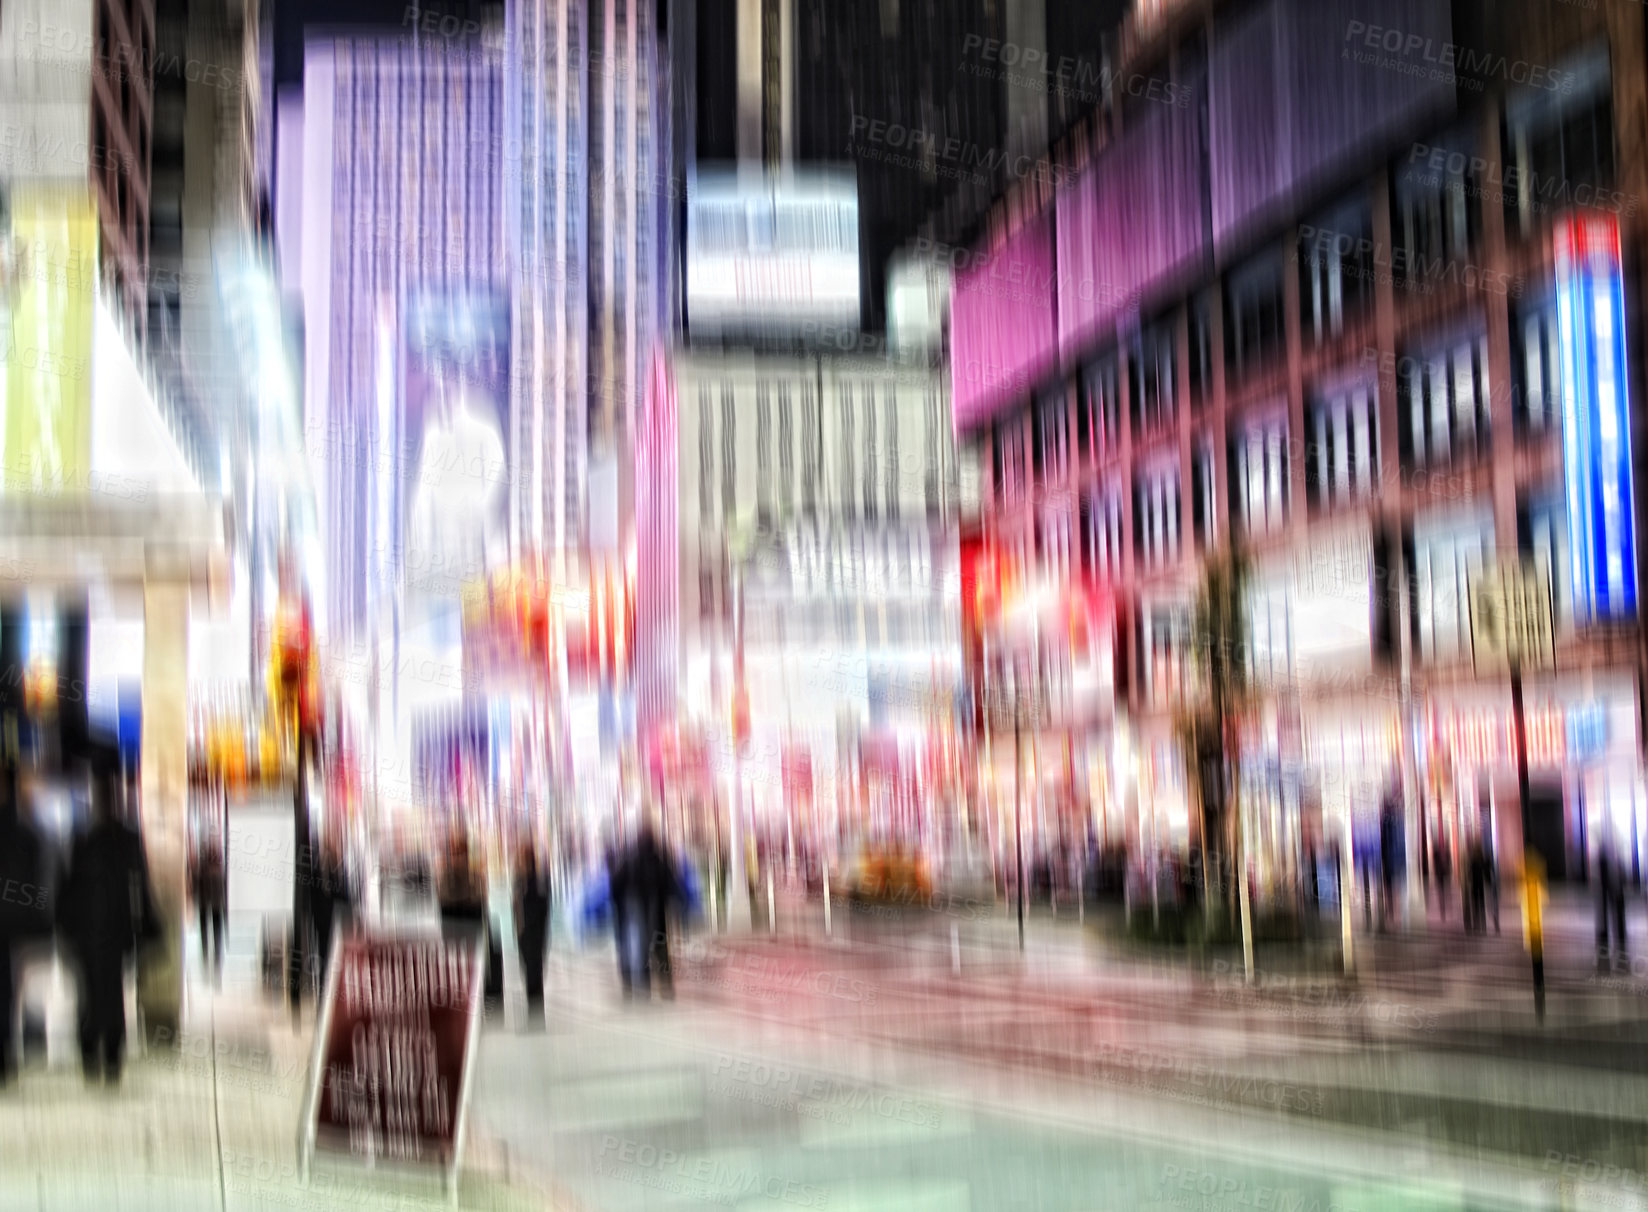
[0,942,579,1211]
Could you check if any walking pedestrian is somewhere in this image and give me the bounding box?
[190,834,226,978]
[305,833,353,985]
[1379,784,1402,931]
[438,829,502,1008]
[1463,835,1488,934]
[56,772,156,1086]
[610,823,684,1001]
[1596,838,1628,970]
[0,763,47,1086]
[513,842,551,1019]
[1432,834,1452,924]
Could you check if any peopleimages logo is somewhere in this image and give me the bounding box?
[848,116,1073,190]
[960,34,1192,111]
[1407,143,1638,219]
[1295,224,1522,299]
[1343,22,1575,93]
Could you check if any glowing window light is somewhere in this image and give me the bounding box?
[1556,213,1638,621]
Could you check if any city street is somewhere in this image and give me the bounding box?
[8,893,1645,1211]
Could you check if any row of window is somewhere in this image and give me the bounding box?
[989,42,1613,504]
[700,383,953,524]
[1133,496,1571,706]
[996,288,1572,540]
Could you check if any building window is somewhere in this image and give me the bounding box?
[1192,442,1217,550]
[1391,125,1478,286]
[1042,508,1073,582]
[1513,296,1562,436]
[1503,44,1614,240]
[1143,601,1194,708]
[884,390,899,518]
[1134,462,1182,571]
[1248,573,1293,687]
[862,384,878,521]
[1299,194,1375,343]
[994,418,1029,507]
[1307,381,1380,507]
[839,385,855,514]
[1083,488,1124,580]
[756,385,773,523]
[1080,353,1122,462]
[698,388,714,524]
[1408,509,1494,664]
[1129,314,1177,435]
[801,384,820,515]
[778,384,794,518]
[1399,331,1491,468]
[1188,294,1213,407]
[719,387,736,514]
[924,386,942,513]
[1523,492,1572,630]
[699,565,716,622]
[1224,252,1285,379]
[1038,389,1070,484]
[1230,414,1288,535]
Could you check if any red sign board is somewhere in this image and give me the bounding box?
[304,935,482,1181]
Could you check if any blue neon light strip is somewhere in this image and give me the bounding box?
[1557,216,1638,622]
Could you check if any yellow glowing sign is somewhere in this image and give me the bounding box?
[3,186,95,491]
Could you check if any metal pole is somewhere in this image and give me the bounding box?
[289,728,309,1021]
[1015,709,1025,952]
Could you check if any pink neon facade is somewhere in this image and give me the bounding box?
[949,210,1058,433]
[1056,82,1207,360]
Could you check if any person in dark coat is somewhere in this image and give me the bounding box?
[513,842,551,1015]
[56,773,155,1085]
[190,835,227,976]
[1597,839,1628,968]
[305,835,353,985]
[438,830,502,1007]
[1432,836,1452,923]
[1378,787,1402,931]
[610,824,683,1001]
[0,764,47,1085]
[1464,835,1488,934]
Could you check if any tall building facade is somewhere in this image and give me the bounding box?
[1,0,153,332]
[290,32,508,646]
[506,0,672,570]
[954,0,1648,894]
[674,347,965,819]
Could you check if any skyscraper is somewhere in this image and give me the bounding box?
[289,31,508,646]
[507,0,671,574]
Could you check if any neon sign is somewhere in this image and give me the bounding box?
[1556,212,1638,621]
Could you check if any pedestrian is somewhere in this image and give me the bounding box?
[609,822,684,1001]
[56,772,156,1086]
[190,833,226,978]
[1432,834,1452,923]
[438,829,501,1008]
[1596,838,1628,969]
[1463,835,1487,934]
[1379,785,1402,931]
[0,763,47,1086]
[305,834,353,985]
[513,842,551,1019]
[1522,850,1547,1024]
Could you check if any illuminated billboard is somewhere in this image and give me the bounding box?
[1,186,96,491]
[400,289,511,602]
[1555,212,1637,622]
[687,168,860,338]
